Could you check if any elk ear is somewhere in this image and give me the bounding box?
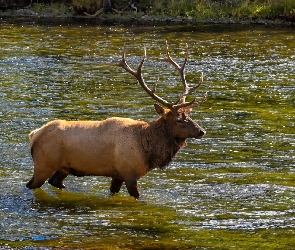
[154,104,166,117]
[180,106,193,114]
[186,106,193,113]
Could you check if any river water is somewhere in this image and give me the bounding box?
[0,18,295,249]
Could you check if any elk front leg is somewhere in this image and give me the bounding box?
[125,178,140,199]
[110,177,124,194]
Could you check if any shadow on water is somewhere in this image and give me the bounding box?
[1,18,295,249]
[1,184,190,249]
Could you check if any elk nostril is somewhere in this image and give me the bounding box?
[199,130,205,136]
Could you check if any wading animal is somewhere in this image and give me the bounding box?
[27,42,207,198]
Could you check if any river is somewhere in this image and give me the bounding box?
[0,18,295,249]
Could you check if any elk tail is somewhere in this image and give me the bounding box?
[28,130,37,158]
[28,129,39,148]
[29,130,36,140]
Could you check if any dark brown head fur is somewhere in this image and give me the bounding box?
[141,104,205,170]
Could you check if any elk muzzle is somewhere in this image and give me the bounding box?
[192,119,206,139]
[196,127,206,139]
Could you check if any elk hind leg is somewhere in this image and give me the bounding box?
[48,170,69,189]
[26,167,55,189]
[125,178,140,199]
[110,177,124,194]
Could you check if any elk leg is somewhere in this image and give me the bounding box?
[48,170,68,189]
[26,167,55,189]
[110,177,124,194]
[125,179,140,199]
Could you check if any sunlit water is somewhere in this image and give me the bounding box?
[0,18,295,249]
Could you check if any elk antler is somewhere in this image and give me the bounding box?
[115,42,207,111]
[116,46,174,109]
[149,40,207,109]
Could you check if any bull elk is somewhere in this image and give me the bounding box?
[26,41,207,199]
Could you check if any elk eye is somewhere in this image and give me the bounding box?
[176,118,183,123]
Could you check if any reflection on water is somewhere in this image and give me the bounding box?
[0,18,295,249]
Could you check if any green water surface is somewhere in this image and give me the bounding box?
[0,19,295,249]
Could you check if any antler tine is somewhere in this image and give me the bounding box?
[152,74,160,94]
[177,72,203,103]
[172,72,206,110]
[179,42,189,103]
[116,45,137,77]
[114,43,206,111]
[116,45,173,109]
[194,91,208,107]
[149,40,189,103]
[149,41,206,110]
[190,72,203,92]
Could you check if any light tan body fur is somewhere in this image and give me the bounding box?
[27,43,207,198]
[27,105,205,198]
[30,118,148,178]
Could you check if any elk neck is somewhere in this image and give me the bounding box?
[140,117,187,170]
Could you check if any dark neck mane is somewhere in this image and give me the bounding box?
[140,118,187,170]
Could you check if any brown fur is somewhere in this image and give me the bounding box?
[27,104,205,198]
[141,118,186,170]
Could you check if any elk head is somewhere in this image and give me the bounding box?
[115,41,207,139]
